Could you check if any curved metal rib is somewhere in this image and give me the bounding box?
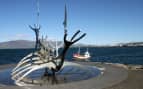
[15,62,57,82]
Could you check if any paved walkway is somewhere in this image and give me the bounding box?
[0,62,128,89]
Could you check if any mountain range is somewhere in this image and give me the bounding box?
[0,40,35,49]
[0,40,142,49]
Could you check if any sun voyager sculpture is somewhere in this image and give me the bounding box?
[11,4,86,86]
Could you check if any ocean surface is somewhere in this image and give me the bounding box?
[0,46,143,65]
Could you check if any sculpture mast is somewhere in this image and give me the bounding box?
[54,4,67,57]
[63,4,67,34]
[29,0,41,50]
[36,0,40,28]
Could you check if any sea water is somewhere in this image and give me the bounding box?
[0,46,143,65]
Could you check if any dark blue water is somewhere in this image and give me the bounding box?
[0,46,143,65]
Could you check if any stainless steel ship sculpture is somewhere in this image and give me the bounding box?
[11,3,86,86]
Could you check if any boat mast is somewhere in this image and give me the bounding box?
[78,46,80,54]
[87,48,88,52]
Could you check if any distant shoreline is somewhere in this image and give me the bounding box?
[0,40,143,49]
[0,45,143,49]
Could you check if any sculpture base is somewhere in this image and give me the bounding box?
[0,62,101,86]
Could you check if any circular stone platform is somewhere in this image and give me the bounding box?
[0,62,101,86]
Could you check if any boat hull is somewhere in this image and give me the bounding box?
[73,55,90,61]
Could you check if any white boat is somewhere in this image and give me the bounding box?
[73,47,91,61]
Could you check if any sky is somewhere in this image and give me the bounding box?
[0,0,143,45]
